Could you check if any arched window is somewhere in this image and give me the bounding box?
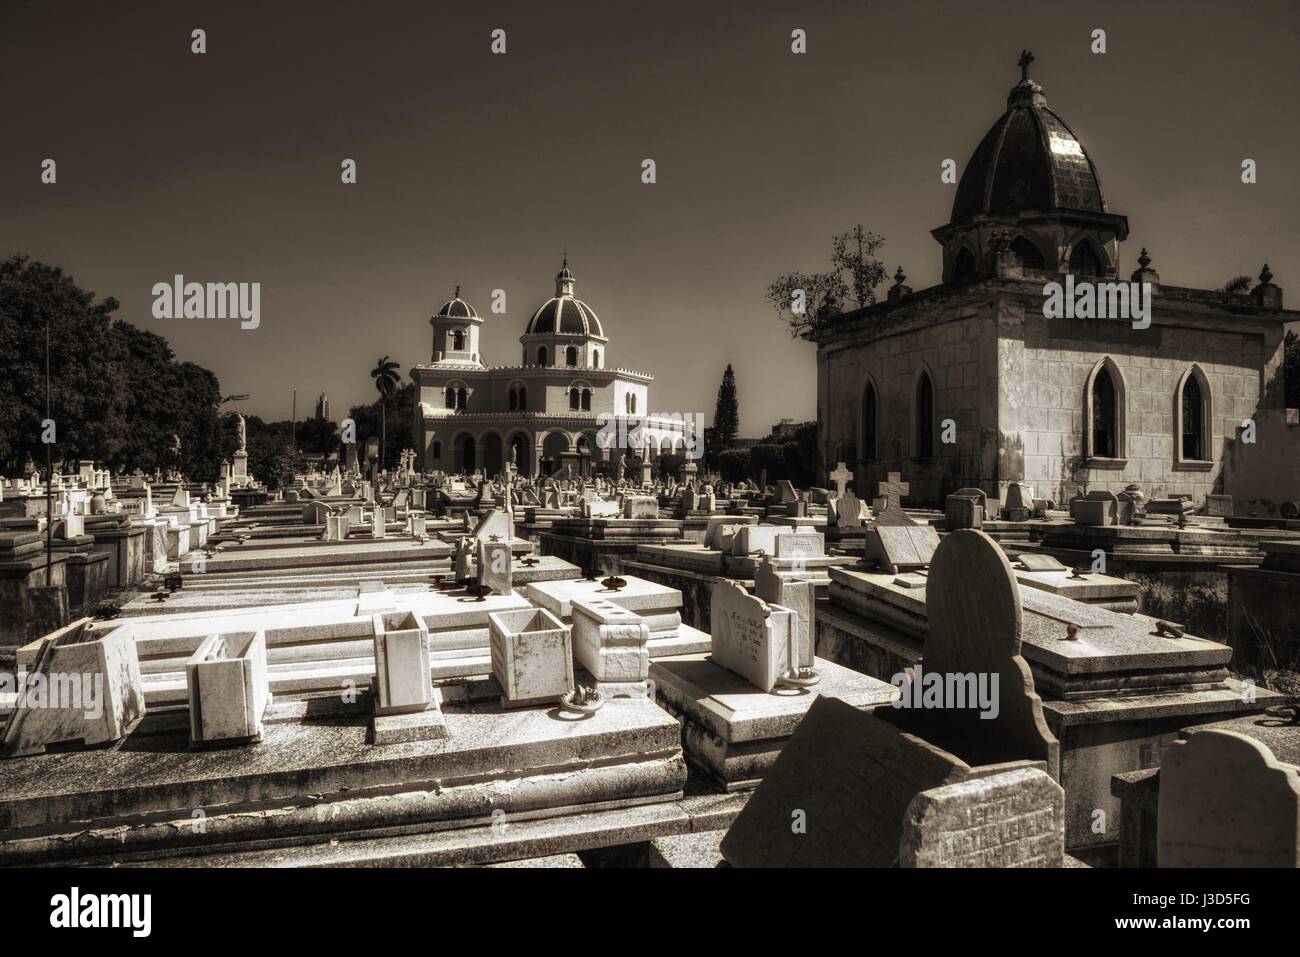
[915,371,934,457]
[508,388,517,411]
[953,248,977,282]
[570,388,580,410]
[432,441,442,459]
[456,387,467,411]
[566,346,578,367]
[581,388,591,411]
[1011,237,1044,271]
[862,382,878,461]
[445,387,456,410]
[451,330,465,351]
[593,350,602,368]
[1092,367,1117,458]
[1069,241,1103,278]
[1177,366,1212,464]
[518,385,526,409]
[537,346,548,366]
[1181,375,1203,460]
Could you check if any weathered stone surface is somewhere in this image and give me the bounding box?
[488,607,574,708]
[900,767,1065,867]
[709,580,795,693]
[1159,729,1300,867]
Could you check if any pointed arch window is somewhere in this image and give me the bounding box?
[861,381,878,461]
[1083,357,1127,465]
[1069,241,1103,278]
[914,371,934,458]
[953,248,977,283]
[1011,237,1044,271]
[1092,368,1117,457]
[1176,365,1213,466]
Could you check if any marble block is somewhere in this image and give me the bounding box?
[571,598,651,697]
[185,630,271,747]
[488,607,574,708]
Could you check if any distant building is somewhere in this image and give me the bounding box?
[410,264,695,477]
[314,393,331,422]
[812,56,1297,506]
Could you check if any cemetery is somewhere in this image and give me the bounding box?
[2,21,1299,892]
[1,446,1296,873]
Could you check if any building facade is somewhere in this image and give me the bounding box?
[411,264,696,477]
[814,59,1296,506]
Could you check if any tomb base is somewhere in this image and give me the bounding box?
[649,652,898,790]
[371,698,448,745]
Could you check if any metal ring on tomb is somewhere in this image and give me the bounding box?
[774,668,821,691]
[559,688,605,715]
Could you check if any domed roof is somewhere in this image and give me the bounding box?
[433,286,477,320]
[951,54,1107,226]
[524,261,606,339]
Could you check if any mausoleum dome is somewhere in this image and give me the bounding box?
[950,55,1108,226]
[433,286,478,320]
[524,261,606,340]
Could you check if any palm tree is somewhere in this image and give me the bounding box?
[1222,275,1253,296]
[370,356,401,470]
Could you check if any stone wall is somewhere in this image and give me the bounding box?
[819,299,999,506]
[1010,303,1274,503]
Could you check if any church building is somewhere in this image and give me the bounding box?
[813,55,1297,507]
[411,262,695,477]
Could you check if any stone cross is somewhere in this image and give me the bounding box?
[874,472,910,511]
[829,462,852,498]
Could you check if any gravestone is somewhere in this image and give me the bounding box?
[774,531,824,560]
[1001,483,1032,522]
[471,507,512,543]
[371,612,443,731]
[776,480,798,504]
[900,767,1065,867]
[1158,729,1300,867]
[734,524,783,557]
[720,697,969,867]
[1071,490,1118,526]
[865,525,940,574]
[186,631,271,747]
[835,489,869,528]
[477,539,513,596]
[873,472,910,512]
[893,529,1059,778]
[709,579,797,693]
[571,597,651,697]
[1018,553,1068,572]
[1203,494,1234,518]
[945,488,986,530]
[754,558,814,667]
[487,607,574,708]
[829,462,853,497]
[623,496,658,519]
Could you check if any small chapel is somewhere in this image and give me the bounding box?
[410,261,695,477]
[813,54,1298,507]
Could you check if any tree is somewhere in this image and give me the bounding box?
[767,225,888,337]
[0,255,227,480]
[713,364,739,450]
[1222,275,1253,295]
[718,447,750,483]
[348,382,414,469]
[369,355,401,470]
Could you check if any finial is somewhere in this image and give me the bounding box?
[454,283,461,298]
[893,265,906,286]
[1018,50,1034,83]
[1137,248,1151,270]
[1260,263,1273,285]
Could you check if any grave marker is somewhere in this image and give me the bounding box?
[709,579,797,693]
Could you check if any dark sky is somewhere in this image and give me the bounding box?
[3,0,1297,433]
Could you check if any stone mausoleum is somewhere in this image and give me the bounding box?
[411,261,695,477]
[813,56,1298,507]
